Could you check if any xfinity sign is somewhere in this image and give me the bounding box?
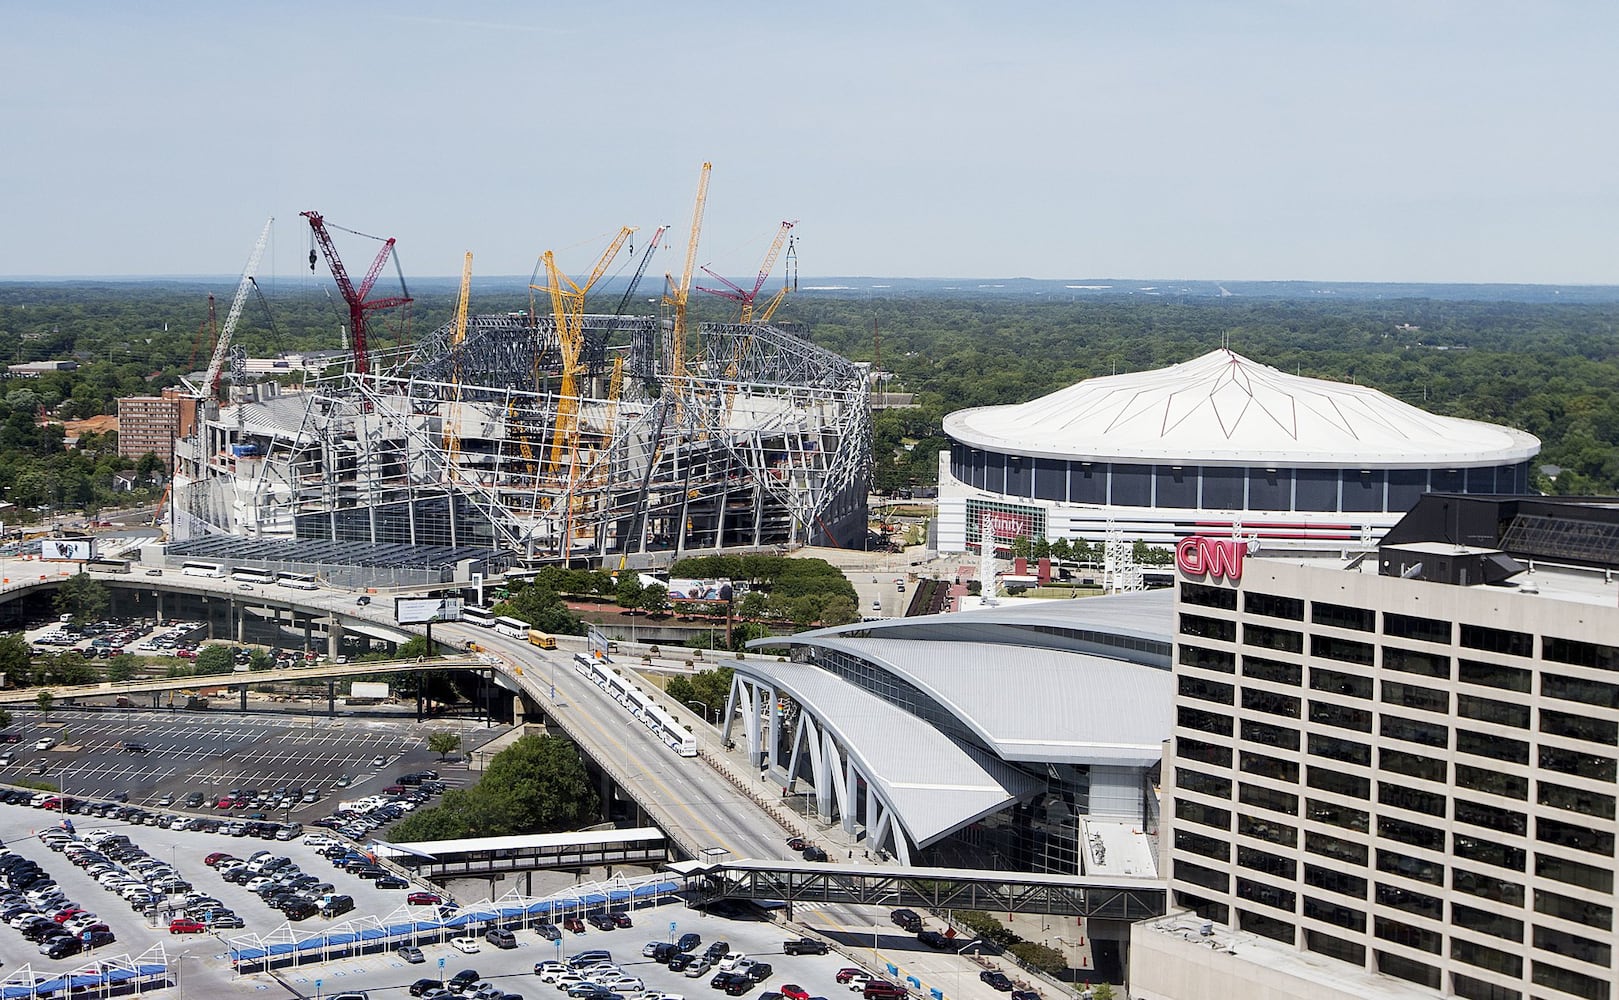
[1175,536,1252,582]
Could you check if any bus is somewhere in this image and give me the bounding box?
[462,606,496,628]
[528,630,557,650]
[230,567,276,585]
[276,571,319,590]
[181,562,226,579]
[493,616,529,639]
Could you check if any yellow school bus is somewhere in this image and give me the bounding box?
[527,629,557,650]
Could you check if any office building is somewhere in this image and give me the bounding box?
[116,388,196,472]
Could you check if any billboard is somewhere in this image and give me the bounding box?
[394,597,464,625]
[40,538,95,562]
[666,578,734,602]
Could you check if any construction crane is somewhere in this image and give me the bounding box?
[755,234,798,325]
[698,219,796,323]
[443,252,473,477]
[663,162,711,387]
[200,217,273,400]
[613,225,668,319]
[535,228,635,477]
[301,211,413,377]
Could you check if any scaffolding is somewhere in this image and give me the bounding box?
[174,310,871,567]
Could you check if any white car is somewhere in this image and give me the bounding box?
[33,738,53,751]
[642,994,685,1000]
[845,974,874,992]
[602,979,643,993]
[716,953,748,972]
[534,963,568,981]
[682,963,712,980]
[451,936,482,953]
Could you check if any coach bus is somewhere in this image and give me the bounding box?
[493,615,529,639]
[181,561,226,579]
[527,630,557,650]
[462,606,496,628]
[276,571,319,590]
[230,567,276,585]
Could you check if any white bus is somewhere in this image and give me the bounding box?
[493,615,529,639]
[181,562,226,579]
[230,567,276,585]
[276,571,319,590]
[462,606,497,628]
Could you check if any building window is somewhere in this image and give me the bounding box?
[1304,930,1365,968]
[1173,829,1229,861]
[1451,939,1524,978]
[1375,952,1440,991]
[1375,882,1441,919]
[1239,751,1299,783]
[1541,708,1619,745]
[1534,888,1613,931]
[1538,781,1616,820]
[1454,799,1527,836]
[1382,680,1449,714]
[1453,868,1524,906]
[1378,782,1446,817]
[1306,798,1368,832]
[1538,745,1617,782]
[1382,715,1449,749]
[1532,925,1611,968]
[1458,729,1527,764]
[1543,636,1619,673]
[1531,961,1608,1000]
[1455,762,1526,799]
[1244,592,1304,621]
[1177,737,1232,767]
[1244,623,1303,654]
[1237,846,1296,879]
[1302,896,1364,931]
[1181,582,1238,611]
[1180,613,1236,642]
[1310,666,1372,699]
[1311,601,1375,632]
[1239,783,1299,816]
[1309,700,1372,733]
[1304,864,1366,899]
[1242,655,1301,685]
[1175,799,1231,832]
[1384,612,1452,644]
[1308,733,1371,766]
[1307,767,1369,800]
[1537,817,1615,857]
[1457,694,1530,728]
[1177,706,1232,736]
[1173,859,1229,893]
[1382,748,1447,783]
[1311,634,1373,665]
[1375,917,1443,954]
[1235,879,1295,913]
[1175,768,1231,799]
[1453,903,1523,942]
[1240,688,1300,718]
[1179,676,1234,705]
[1180,645,1236,672]
[1383,646,1451,678]
[1239,718,1299,751]
[1535,852,1614,894]
[1379,816,1444,851]
[1450,973,1521,1000]
[1377,848,1442,885]
[1543,672,1619,710]
[1174,891,1228,926]
[1237,908,1294,944]
[1453,834,1526,872]
[1237,813,1297,847]
[1307,831,1367,866]
[1460,624,1533,658]
[1459,657,1531,692]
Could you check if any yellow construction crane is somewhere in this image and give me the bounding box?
[444,252,473,477]
[535,227,636,478]
[664,162,711,388]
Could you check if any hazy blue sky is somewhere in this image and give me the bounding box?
[2,2,1614,283]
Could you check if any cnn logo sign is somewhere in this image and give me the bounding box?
[1176,536,1250,582]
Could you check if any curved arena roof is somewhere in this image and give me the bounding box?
[943,349,1540,468]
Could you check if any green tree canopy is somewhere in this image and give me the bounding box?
[427,731,462,759]
[53,573,109,625]
[391,734,596,841]
[0,633,31,683]
[193,645,234,675]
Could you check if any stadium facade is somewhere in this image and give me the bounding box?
[937,349,1540,554]
[171,313,870,566]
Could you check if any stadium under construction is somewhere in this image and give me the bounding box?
[170,180,871,567]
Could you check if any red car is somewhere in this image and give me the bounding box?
[169,918,206,934]
[204,852,235,867]
[563,916,586,934]
[215,798,234,810]
[781,987,810,1000]
[609,911,632,928]
[407,892,443,906]
[836,970,867,985]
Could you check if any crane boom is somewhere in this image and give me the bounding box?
[614,225,668,318]
[444,252,473,476]
[301,210,412,377]
[665,162,711,382]
[202,217,273,399]
[697,219,795,323]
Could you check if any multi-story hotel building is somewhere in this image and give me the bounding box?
[116,388,196,472]
[1140,494,1619,1000]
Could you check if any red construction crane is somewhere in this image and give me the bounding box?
[698,219,796,323]
[301,210,412,376]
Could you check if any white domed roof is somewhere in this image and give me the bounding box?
[943,349,1540,468]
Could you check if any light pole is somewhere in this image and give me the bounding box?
[689,701,711,726]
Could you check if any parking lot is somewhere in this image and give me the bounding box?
[3,708,494,815]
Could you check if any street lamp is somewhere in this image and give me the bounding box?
[688,701,711,726]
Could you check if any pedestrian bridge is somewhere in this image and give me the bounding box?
[370,827,668,879]
[667,857,1167,920]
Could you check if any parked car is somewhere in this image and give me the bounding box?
[863,984,907,1000]
[678,932,702,953]
[168,918,206,934]
[783,938,827,956]
[408,891,444,905]
[534,922,561,941]
[587,913,616,931]
[398,945,426,964]
[609,910,632,928]
[977,973,1012,993]
[486,928,517,949]
[890,910,921,933]
[563,916,586,934]
[781,987,811,1000]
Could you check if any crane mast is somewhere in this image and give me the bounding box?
[301,210,412,377]
[444,251,473,476]
[202,217,273,400]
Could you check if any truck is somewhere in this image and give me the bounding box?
[347,681,390,705]
[782,938,828,956]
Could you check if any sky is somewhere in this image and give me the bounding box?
[1,1,1615,284]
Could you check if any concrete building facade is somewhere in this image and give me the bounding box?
[116,388,196,471]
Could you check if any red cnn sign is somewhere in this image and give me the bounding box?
[1176,536,1248,582]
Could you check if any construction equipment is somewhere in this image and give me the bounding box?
[756,234,798,325]
[663,162,711,389]
[613,224,668,319]
[443,252,473,476]
[301,211,413,377]
[199,217,273,400]
[698,219,796,323]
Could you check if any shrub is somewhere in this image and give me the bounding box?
[1008,942,1066,975]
